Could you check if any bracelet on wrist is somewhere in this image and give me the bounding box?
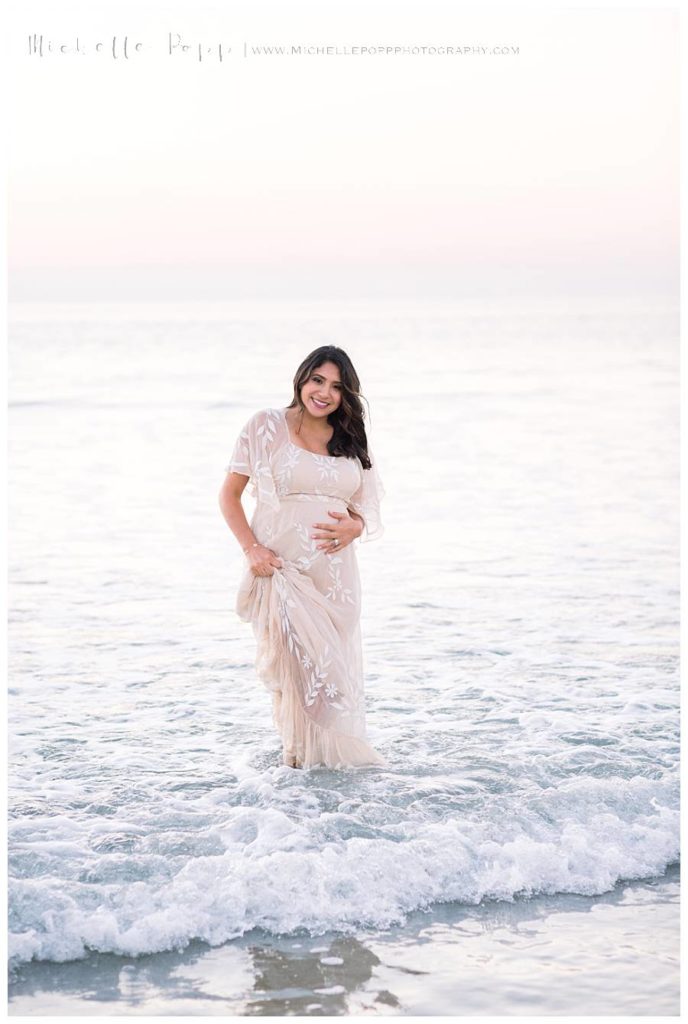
[242,541,261,554]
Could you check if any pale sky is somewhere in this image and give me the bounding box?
[8,1,679,301]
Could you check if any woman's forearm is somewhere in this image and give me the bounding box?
[219,491,258,552]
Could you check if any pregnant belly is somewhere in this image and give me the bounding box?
[274,495,353,566]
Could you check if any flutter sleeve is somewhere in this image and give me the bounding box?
[225,418,252,478]
[348,444,386,543]
[224,408,281,512]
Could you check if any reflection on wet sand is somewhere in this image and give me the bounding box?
[8,932,396,1016]
[246,936,389,1016]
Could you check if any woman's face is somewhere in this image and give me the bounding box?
[299,361,343,417]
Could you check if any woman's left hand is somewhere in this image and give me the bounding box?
[312,510,363,553]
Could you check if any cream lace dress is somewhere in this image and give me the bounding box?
[225,407,388,769]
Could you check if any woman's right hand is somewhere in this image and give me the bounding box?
[247,543,283,577]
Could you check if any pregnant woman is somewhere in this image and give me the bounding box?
[219,346,388,770]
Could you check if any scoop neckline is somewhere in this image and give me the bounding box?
[280,407,340,459]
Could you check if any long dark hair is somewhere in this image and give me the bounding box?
[286,346,374,468]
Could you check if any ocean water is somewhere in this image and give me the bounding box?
[8,299,679,985]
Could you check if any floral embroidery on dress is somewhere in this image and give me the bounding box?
[274,445,299,497]
[308,457,342,485]
[271,571,344,711]
[293,521,322,571]
[325,551,355,605]
[304,644,334,708]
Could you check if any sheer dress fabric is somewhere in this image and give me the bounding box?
[225,407,388,769]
